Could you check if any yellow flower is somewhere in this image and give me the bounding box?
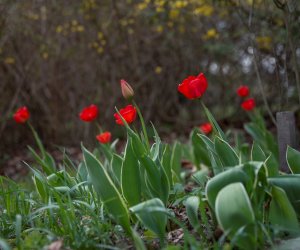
[56,25,63,33]
[97,32,104,39]
[167,21,174,28]
[155,66,162,74]
[194,5,214,16]
[4,57,15,64]
[156,7,164,13]
[156,25,164,33]
[72,20,78,26]
[136,3,148,11]
[256,36,272,50]
[97,47,104,54]
[77,25,85,32]
[169,9,180,20]
[203,28,219,40]
[174,1,188,8]
[42,52,48,60]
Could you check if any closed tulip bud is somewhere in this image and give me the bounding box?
[120,79,134,100]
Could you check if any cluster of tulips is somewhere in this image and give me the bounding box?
[13,72,256,142]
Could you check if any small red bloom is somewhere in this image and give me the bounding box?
[13,106,30,123]
[237,85,250,97]
[79,104,99,122]
[96,131,111,144]
[114,104,137,126]
[178,73,208,99]
[241,98,256,111]
[199,122,213,134]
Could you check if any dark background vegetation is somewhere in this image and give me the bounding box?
[0,0,299,162]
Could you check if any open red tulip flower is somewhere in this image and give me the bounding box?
[237,85,250,97]
[241,98,256,111]
[96,131,111,144]
[199,122,213,134]
[13,106,30,124]
[79,104,99,122]
[178,72,208,99]
[114,104,137,126]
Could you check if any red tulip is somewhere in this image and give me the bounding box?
[13,106,30,123]
[114,104,137,125]
[120,79,134,100]
[79,104,99,122]
[237,85,250,97]
[199,122,213,134]
[178,73,208,99]
[241,98,256,111]
[96,131,111,144]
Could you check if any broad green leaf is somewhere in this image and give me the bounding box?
[206,167,248,209]
[244,123,265,146]
[215,183,255,233]
[208,150,223,175]
[127,126,147,158]
[214,137,239,166]
[121,138,141,206]
[171,141,182,179]
[151,123,162,161]
[274,237,300,250]
[202,103,227,141]
[0,238,11,250]
[251,142,266,162]
[265,131,279,159]
[269,186,299,232]
[98,143,113,162]
[130,198,168,243]
[139,156,161,193]
[161,144,172,188]
[268,176,300,215]
[287,146,300,174]
[82,145,132,236]
[185,196,200,230]
[191,168,209,186]
[191,130,211,167]
[132,229,147,250]
[76,162,88,181]
[110,154,123,185]
[198,134,223,174]
[265,154,279,177]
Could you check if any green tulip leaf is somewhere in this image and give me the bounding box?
[286,146,300,174]
[215,183,255,233]
[121,138,142,206]
[82,144,132,236]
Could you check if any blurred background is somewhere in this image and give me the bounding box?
[0,0,300,173]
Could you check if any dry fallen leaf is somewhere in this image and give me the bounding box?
[47,239,63,250]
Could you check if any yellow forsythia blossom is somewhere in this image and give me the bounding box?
[155,66,162,74]
[256,36,272,50]
[194,4,214,16]
[156,25,164,33]
[56,25,63,33]
[203,28,219,40]
[4,57,15,64]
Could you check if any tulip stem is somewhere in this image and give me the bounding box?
[132,100,150,151]
[27,121,46,158]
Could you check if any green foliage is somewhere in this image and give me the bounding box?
[82,145,132,236]
[3,100,300,249]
